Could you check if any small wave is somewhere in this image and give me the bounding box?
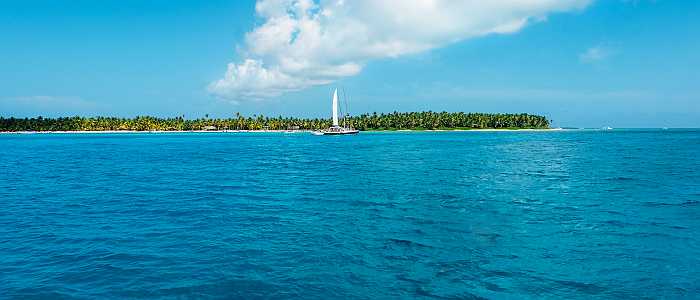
[385,238,433,249]
[553,279,606,295]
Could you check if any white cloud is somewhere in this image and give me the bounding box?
[579,45,614,64]
[210,0,591,101]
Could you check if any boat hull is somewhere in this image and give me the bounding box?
[315,129,359,135]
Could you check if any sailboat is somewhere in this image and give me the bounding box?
[314,88,359,135]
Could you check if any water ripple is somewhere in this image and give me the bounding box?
[1,130,699,299]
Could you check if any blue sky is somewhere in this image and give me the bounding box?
[0,0,698,127]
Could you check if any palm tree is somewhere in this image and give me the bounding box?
[0,112,549,132]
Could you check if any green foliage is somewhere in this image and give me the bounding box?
[0,112,549,132]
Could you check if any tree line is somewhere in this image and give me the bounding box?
[0,112,549,131]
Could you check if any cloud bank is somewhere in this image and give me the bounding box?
[0,96,103,117]
[209,0,591,100]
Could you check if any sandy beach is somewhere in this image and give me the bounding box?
[0,130,312,134]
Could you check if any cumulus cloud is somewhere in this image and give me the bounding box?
[209,0,591,100]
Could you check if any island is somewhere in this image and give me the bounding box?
[0,112,550,132]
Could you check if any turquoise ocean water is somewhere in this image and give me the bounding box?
[1,130,699,299]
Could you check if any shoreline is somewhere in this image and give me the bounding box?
[0,130,312,134]
[0,128,563,134]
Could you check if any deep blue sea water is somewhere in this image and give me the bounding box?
[1,130,699,299]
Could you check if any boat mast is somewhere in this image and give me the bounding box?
[342,88,349,129]
[340,89,345,128]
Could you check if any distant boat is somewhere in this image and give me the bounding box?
[315,88,359,135]
[602,126,613,130]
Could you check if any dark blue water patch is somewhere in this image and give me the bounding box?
[1,130,699,299]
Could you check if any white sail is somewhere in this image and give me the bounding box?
[313,87,359,135]
[332,88,339,126]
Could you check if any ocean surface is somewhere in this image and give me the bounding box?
[1,130,699,299]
